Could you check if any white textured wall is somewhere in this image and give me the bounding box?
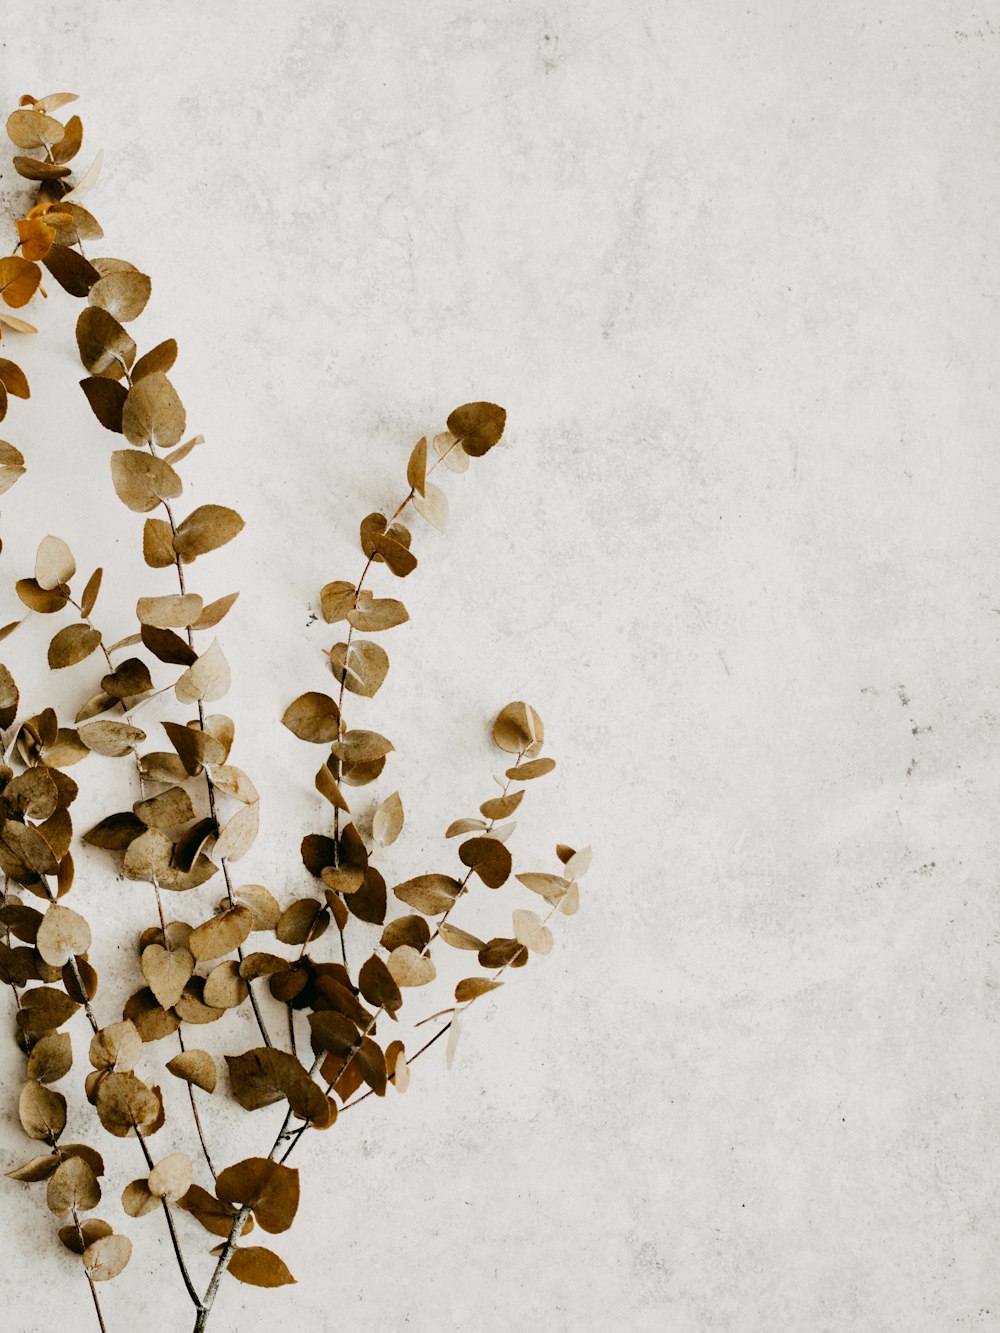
[2,3,1000,1330]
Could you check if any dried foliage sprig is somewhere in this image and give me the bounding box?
[0,91,589,1333]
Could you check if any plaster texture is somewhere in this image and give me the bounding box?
[1,3,1000,1330]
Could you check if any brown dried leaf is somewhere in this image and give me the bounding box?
[47,1156,100,1218]
[36,903,91,966]
[225,1245,295,1288]
[19,1080,67,1140]
[346,592,409,632]
[26,1030,72,1084]
[58,1217,113,1255]
[281,691,340,743]
[83,811,146,850]
[48,623,101,669]
[43,244,100,296]
[329,639,389,698]
[276,898,327,946]
[76,307,136,378]
[172,505,245,563]
[6,1152,60,1182]
[505,757,556,781]
[121,1178,160,1218]
[50,114,82,164]
[446,401,507,456]
[16,578,68,614]
[132,339,178,382]
[177,1183,254,1238]
[478,937,529,969]
[480,790,524,820]
[16,986,79,1036]
[459,835,512,888]
[188,905,253,963]
[0,358,29,398]
[493,701,544,756]
[455,976,504,1002]
[445,817,487,838]
[226,1048,326,1122]
[7,108,66,149]
[110,449,182,513]
[330,730,394,765]
[319,580,356,624]
[0,255,42,308]
[143,517,177,568]
[358,952,403,1013]
[438,922,486,952]
[307,1010,359,1059]
[89,271,151,323]
[216,1157,300,1235]
[315,761,350,812]
[191,591,240,630]
[393,874,461,915]
[165,1048,217,1094]
[121,372,186,449]
[95,1071,160,1137]
[407,435,428,495]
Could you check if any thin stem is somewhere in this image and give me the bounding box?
[177,1031,216,1179]
[71,1206,110,1333]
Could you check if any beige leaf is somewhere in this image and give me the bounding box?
[411,481,448,532]
[83,1232,132,1282]
[203,960,249,1009]
[564,846,591,879]
[559,881,580,916]
[386,945,436,987]
[210,765,259,804]
[175,639,230,703]
[121,372,186,449]
[134,785,195,830]
[372,790,404,847]
[329,730,394,765]
[515,873,571,904]
[78,720,145,757]
[165,433,203,465]
[446,1012,463,1069]
[165,1048,216,1093]
[88,271,151,323]
[7,108,66,149]
[110,450,182,513]
[214,802,259,862]
[62,149,104,202]
[234,885,280,932]
[35,534,75,590]
[432,429,469,472]
[142,517,175,568]
[148,1151,192,1201]
[345,592,409,633]
[136,593,203,629]
[512,907,553,954]
[88,1021,142,1073]
[188,905,254,962]
[36,904,91,967]
[140,944,194,1009]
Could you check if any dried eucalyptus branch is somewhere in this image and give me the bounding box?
[0,89,588,1333]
